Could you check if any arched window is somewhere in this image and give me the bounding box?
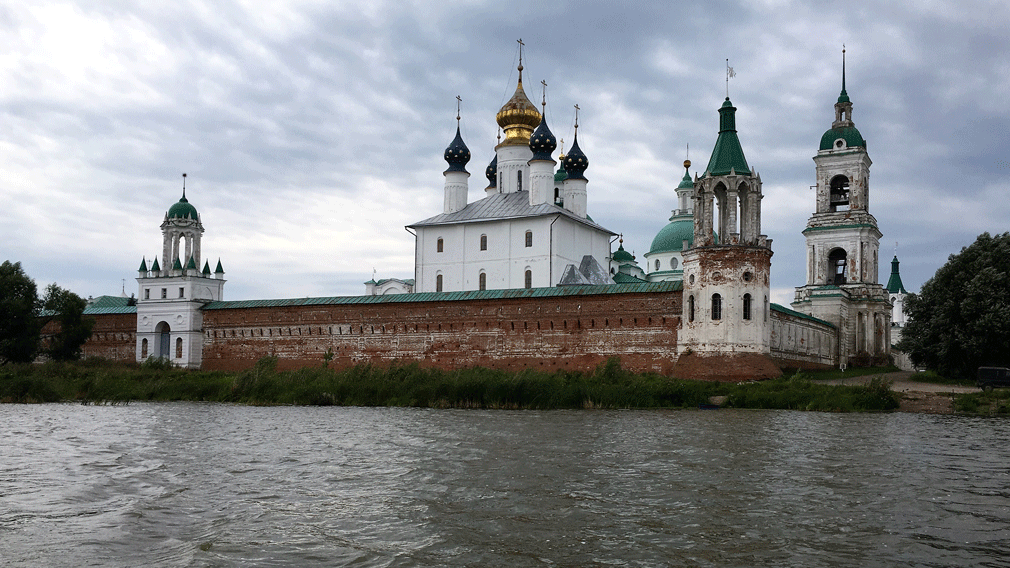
[479,272,486,291]
[436,274,443,292]
[830,175,850,211]
[175,337,183,359]
[480,234,487,251]
[688,295,695,322]
[437,237,444,253]
[525,230,533,248]
[670,257,678,269]
[828,248,847,285]
[711,294,722,320]
[517,169,522,192]
[524,269,532,289]
[141,338,148,359]
[655,259,660,271]
[743,293,752,320]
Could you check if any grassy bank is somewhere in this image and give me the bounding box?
[0,357,900,412]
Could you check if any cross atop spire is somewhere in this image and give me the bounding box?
[182,172,187,200]
[540,79,547,110]
[456,95,462,123]
[574,104,580,131]
[517,38,524,80]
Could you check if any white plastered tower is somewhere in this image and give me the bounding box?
[135,176,225,369]
[792,52,891,366]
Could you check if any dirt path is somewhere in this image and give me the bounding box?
[818,371,978,414]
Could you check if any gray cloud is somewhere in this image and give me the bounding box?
[2,0,1006,305]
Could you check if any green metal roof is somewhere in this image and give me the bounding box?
[202,281,683,311]
[202,261,212,275]
[770,303,835,328]
[819,125,865,151]
[554,160,568,183]
[167,194,199,220]
[677,167,694,189]
[138,258,147,272]
[83,295,137,315]
[215,259,224,273]
[885,255,907,294]
[612,243,635,262]
[151,257,161,271]
[185,256,197,270]
[612,273,648,284]
[649,216,694,254]
[172,257,183,270]
[704,98,751,177]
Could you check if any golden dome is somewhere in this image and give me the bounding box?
[495,66,541,147]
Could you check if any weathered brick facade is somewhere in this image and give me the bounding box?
[200,289,683,373]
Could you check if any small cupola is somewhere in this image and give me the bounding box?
[529,88,557,161]
[485,155,498,187]
[443,126,471,173]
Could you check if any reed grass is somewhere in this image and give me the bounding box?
[1,357,900,411]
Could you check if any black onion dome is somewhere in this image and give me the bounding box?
[443,126,471,172]
[485,154,498,187]
[529,114,557,161]
[563,134,588,180]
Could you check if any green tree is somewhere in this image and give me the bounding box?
[900,232,1010,379]
[41,283,94,362]
[0,261,41,364]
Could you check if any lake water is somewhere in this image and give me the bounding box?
[2,404,1009,567]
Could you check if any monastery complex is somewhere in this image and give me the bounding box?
[77,51,909,380]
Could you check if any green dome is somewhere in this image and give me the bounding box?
[819,125,865,151]
[612,243,634,263]
[677,168,693,190]
[167,194,199,220]
[554,160,568,184]
[649,217,695,254]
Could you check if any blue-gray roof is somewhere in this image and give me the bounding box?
[409,190,615,235]
[203,281,681,310]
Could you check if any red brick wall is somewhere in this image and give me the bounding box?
[202,290,682,374]
[41,312,137,362]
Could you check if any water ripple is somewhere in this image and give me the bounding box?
[2,405,1009,566]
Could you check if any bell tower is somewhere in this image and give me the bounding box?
[792,49,891,366]
[135,175,225,369]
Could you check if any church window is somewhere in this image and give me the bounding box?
[829,248,847,285]
[688,295,695,322]
[144,289,150,300]
[161,288,167,299]
[480,234,487,251]
[141,338,148,358]
[479,272,486,291]
[179,287,184,298]
[525,270,532,289]
[743,293,752,320]
[437,238,444,253]
[175,337,183,358]
[712,294,722,320]
[517,169,522,192]
[671,257,678,269]
[436,274,443,292]
[525,231,533,247]
[829,175,850,211]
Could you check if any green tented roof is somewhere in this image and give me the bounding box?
[172,257,183,270]
[185,256,197,270]
[138,258,148,271]
[885,256,907,294]
[704,98,751,177]
[203,281,682,311]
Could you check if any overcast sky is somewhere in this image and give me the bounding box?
[3,0,1008,305]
